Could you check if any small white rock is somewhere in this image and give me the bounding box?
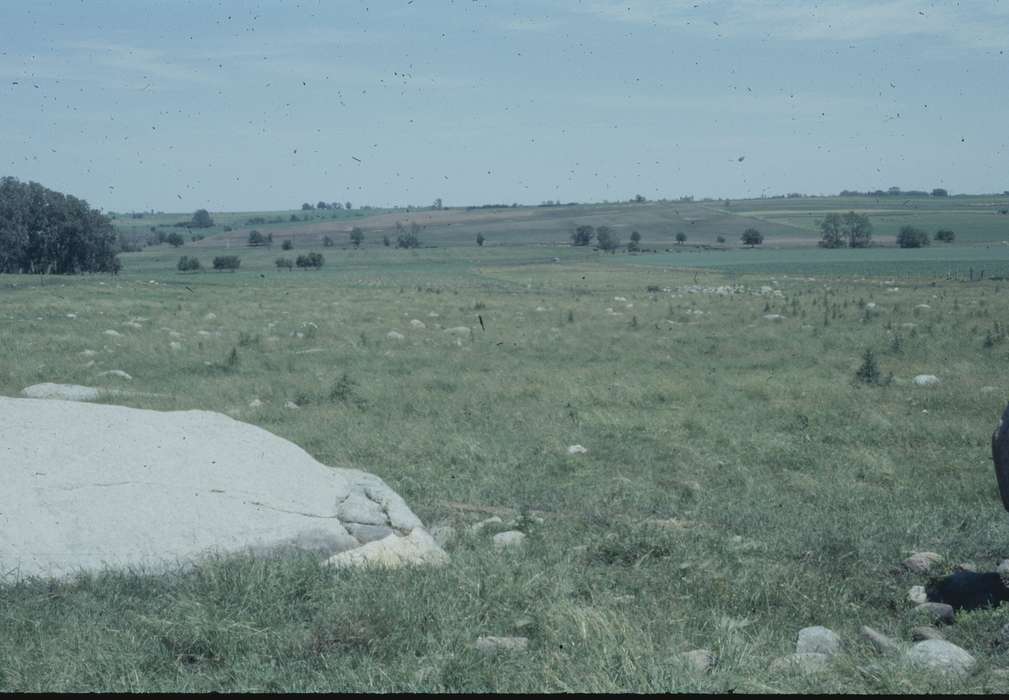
[103,329,122,337]
[474,636,528,655]
[567,444,588,455]
[249,398,263,408]
[386,331,405,341]
[98,370,132,380]
[493,530,526,548]
[908,585,928,604]
[913,375,940,387]
[409,319,426,329]
[285,401,299,410]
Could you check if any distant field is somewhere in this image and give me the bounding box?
[116,195,1009,255]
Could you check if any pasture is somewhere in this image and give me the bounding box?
[4,239,1009,692]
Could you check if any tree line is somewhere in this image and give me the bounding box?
[0,177,120,274]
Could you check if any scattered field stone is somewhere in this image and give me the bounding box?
[763,314,785,321]
[98,370,133,380]
[204,312,217,320]
[916,304,931,310]
[905,639,975,677]
[493,530,526,548]
[103,329,122,337]
[474,636,528,655]
[567,444,588,455]
[169,341,182,351]
[681,649,716,674]
[249,398,263,408]
[285,401,299,410]
[955,562,977,572]
[796,626,841,656]
[444,326,470,336]
[860,626,902,655]
[470,516,503,533]
[409,319,426,329]
[908,585,928,604]
[429,525,456,548]
[386,331,405,341]
[769,652,829,675]
[912,626,945,642]
[123,321,142,329]
[3,396,441,578]
[22,384,105,402]
[904,552,943,574]
[80,349,97,357]
[915,602,955,625]
[324,529,447,570]
[913,375,941,387]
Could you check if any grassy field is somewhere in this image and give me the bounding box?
[4,241,1009,691]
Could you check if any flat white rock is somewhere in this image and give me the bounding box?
[913,375,940,387]
[0,397,438,580]
[20,383,102,402]
[324,528,447,569]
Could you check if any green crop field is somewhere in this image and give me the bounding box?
[5,237,1009,692]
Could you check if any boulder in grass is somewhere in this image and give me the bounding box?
[20,383,102,402]
[0,396,444,580]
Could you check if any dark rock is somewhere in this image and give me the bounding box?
[912,626,945,642]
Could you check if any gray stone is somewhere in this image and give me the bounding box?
[470,516,503,533]
[681,649,716,673]
[905,639,975,677]
[0,396,441,579]
[493,530,526,548]
[98,370,133,381]
[997,559,1009,581]
[908,585,928,604]
[860,626,902,655]
[912,375,940,387]
[763,314,786,321]
[769,652,829,675]
[474,636,528,655]
[912,626,945,642]
[21,383,102,402]
[345,523,395,544]
[915,602,955,625]
[903,552,943,574]
[444,326,471,336]
[796,626,841,656]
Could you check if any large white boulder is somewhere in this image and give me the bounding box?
[0,397,443,580]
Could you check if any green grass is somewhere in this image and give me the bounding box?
[4,244,1009,691]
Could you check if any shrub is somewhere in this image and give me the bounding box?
[281,239,294,250]
[382,235,391,247]
[166,232,185,247]
[212,256,241,271]
[571,225,594,246]
[322,235,335,247]
[896,226,930,248]
[935,229,955,243]
[247,230,268,246]
[275,257,293,270]
[476,233,485,247]
[350,227,365,248]
[296,252,324,269]
[716,235,726,244]
[854,349,890,385]
[177,256,201,272]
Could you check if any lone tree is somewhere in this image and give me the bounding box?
[935,229,956,243]
[819,213,845,248]
[282,239,294,251]
[897,225,930,248]
[166,232,185,248]
[350,227,365,248]
[932,188,949,197]
[571,225,595,246]
[675,232,687,245]
[476,233,485,247]
[190,209,214,228]
[627,230,641,252]
[0,177,120,274]
[741,228,764,247]
[842,211,872,248]
[433,198,443,210]
[595,226,621,253]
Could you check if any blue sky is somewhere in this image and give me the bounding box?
[1,0,1007,212]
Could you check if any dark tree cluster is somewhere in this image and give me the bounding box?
[896,225,930,248]
[0,177,120,274]
[819,212,873,248]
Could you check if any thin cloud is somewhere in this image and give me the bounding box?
[577,0,1009,48]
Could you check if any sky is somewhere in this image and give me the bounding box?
[1,0,1007,213]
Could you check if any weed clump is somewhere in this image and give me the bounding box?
[854,349,891,385]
